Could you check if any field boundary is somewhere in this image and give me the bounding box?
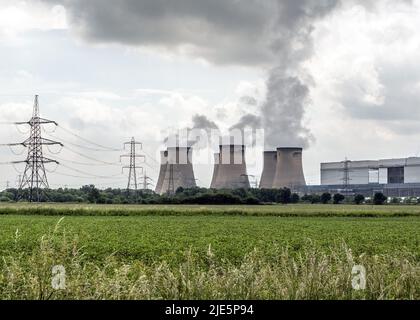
[1,206,420,218]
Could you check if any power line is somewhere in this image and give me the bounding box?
[44,132,118,152]
[140,169,154,190]
[45,154,120,167]
[63,145,122,166]
[49,171,124,181]
[0,161,17,165]
[57,125,122,151]
[58,163,124,179]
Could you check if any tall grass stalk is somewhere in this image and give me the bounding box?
[0,224,418,300]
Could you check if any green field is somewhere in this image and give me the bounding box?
[0,204,418,300]
[1,203,420,217]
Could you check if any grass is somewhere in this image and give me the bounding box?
[0,215,419,264]
[0,227,418,300]
[0,204,418,300]
[1,203,420,217]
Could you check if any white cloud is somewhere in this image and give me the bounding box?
[2,0,420,187]
[0,1,67,44]
[301,0,420,183]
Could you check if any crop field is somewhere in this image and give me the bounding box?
[0,204,418,300]
[1,203,420,217]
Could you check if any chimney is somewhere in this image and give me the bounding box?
[272,147,306,189]
[210,145,250,189]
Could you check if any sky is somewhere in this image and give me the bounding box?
[1,0,420,190]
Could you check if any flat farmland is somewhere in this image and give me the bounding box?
[0,204,418,299]
[1,203,420,217]
[0,215,419,263]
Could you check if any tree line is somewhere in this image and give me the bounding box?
[0,186,392,205]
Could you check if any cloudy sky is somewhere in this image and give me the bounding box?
[1,0,420,189]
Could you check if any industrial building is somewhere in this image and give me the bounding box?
[210,153,220,189]
[311,157,420,197]
[155,151,168,195]
[259,151,277,189]
[260,147,307,189]
[210,144,250,189]
[321,157,420,185]
[155,147,196,195]
[153,144,420,198]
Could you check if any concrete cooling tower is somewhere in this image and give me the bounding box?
[157,147,197,195]
[155,151,168,194]
[259,151,278,188]
[272,147,306,189]
[210,153,220,189]
[210,145,250,189]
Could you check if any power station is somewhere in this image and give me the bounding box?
[155,151,168,195]
[259,147,307,189]
[210,144,250,189]
[259,151,277,189]
[320,157,420,185]
[155,145,307,192]
[5,95,420,198]
[307,156,420,197]
[155,147,197,195]
[210,153,220,189]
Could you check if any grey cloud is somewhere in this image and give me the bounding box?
[189,114,219,149]
[239,96,258,106]
[42,0,343,67]
[260,0,341,149]
[41,0,415,148]
[39,0,343,150]
[230,114,262,130]
[42,0,277,66]
[262,74,314,148]
[191,114,219,130]
[341,60,420,131]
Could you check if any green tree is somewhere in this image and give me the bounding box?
[373,192,387,205]
[311,195,321,204]
[390,197,400,204]
[290,193,300,204]
[353,194,365,205]
[85,186,100,203]
[277,188,292,204]
[333,193,345,204]
[320,193,332,204]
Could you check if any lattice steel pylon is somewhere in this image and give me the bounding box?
[141,169,153,191]
[11,95,62,202]
[121,137,144,194]
[342,157,352,195]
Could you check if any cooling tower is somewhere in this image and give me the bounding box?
[158,147,197,194]
[259,151,278,188]
[155,151,168,194]
[272,147,306,189]
[210,153,220,189]
[210,145,250,189]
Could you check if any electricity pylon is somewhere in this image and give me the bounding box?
[140,169,153,191]
[121,137,144,194]
[9,95,62,202]
[342,157,352,196]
